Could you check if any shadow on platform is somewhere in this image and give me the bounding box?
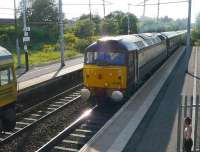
[123,48,192,152]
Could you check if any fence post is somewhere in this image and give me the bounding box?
[177,96,183,152]
[184,96,188,117]
[193,95,199,151]
[190,96,193,118]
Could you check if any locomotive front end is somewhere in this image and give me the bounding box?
[83,64,127,102]
[82,39,128,102]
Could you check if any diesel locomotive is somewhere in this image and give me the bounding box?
[0,46,17,131]
[81,31,186,102]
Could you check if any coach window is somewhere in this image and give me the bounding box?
[128,53,134,78]
[0,68,13,86]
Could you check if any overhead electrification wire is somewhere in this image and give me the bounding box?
[137,0,151,5]
[62,3,112,6]
[0,7,14,10]
[134,0,188,6]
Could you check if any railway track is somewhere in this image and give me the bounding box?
[0,84,83,145]
[36,103,122,152]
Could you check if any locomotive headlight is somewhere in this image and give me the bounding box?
[111,91,123,102]
[81,88,91,101]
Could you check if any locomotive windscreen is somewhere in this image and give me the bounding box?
[85,51,125,66]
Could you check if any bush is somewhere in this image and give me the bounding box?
[42,44,57,52]
[74,38,92,53]
[192,28,200,45]
[64,33,78,49]
[74,19,96,38]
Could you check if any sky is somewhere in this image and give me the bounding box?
[0,0,199,23]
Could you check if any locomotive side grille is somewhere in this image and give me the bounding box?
[0,85,16,107]
[0,88,12,96]
[0,87,12,97]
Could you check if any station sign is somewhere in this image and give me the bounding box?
[24,32,28,37]
[24,27,30,32]
[24,45,27,51]
[23,36,30,42]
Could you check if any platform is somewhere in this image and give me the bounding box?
[124,47,200,152]
[16,57,83,91]
[79,47,186,152]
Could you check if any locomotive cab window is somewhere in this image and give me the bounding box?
[0,67,13,86]
[85,51,125,65]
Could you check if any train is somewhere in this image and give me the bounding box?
[81,30,186,102]
[0,46,17,131]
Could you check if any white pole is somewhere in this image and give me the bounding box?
[143,0,146,17]
[157,0,160,21]
[59,0,65,66]
[103,0,105,18]
[14,0,21,67]
[89,0,92,22]
[186,0,192,52]
[23,0,29,71]
[128,3,130,35]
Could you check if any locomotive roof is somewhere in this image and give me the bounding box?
[86,31,185,52]
[161,31,179,38]
[0,46,13,65]
[86,34,158,52]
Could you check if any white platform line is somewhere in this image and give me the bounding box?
[192,47,197,150]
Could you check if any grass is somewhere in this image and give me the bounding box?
[13,49,81,68]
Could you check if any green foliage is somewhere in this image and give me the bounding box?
[103,11,138,35]
[0,25,16,50]
[138,16,187,33]
[42,44,57,52]
[119,13,137,34]
[64,33,78,44]
[13,49,80,66]
[74,19,96,38]
[192,13,200,45]
[64,33,78,49]
[28,0,58,23]
[196,14,200,29]
[74,38,92,53]
[100,19,119,35]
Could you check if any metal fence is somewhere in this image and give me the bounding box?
[177,95,200,152]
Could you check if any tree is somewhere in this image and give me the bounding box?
[74,19,96,38]
[119,13,137,34]
[19,0,59,43]
[138,17,187,33]
[100,19,119,35]
[28,0,58,23]
[76,14,101,35]
[103,11,138,35]
[192,13,200,45]
[196,13,200,28]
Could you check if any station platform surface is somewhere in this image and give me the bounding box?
[79,47,187,152]
[16,56,83,91]
[123,47,200,152]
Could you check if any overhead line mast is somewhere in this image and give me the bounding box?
[89,0,92,22]
[22,0,29,71]
[128,3,130,34]
[59,0,65,67]
[157,0,160,21]
[103,0,105,18]
[14,0,21,67]
[143,0,146,17]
